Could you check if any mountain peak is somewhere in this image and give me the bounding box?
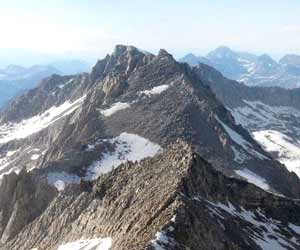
[257,54,278,67]
[207,46,236,59]
[112,44,139,56]
[157,48,174,58]
[258,53,274,61]
[280,54,300,66]
[91,45,153,82]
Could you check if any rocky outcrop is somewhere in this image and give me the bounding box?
[0,168,57,244]
[1,142,300,250]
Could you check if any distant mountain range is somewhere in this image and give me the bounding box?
[0,60,91,107]
[180,46,300,88]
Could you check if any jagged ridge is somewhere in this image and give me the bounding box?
[1,141,300,249]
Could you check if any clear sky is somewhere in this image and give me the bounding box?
[0,0,300,62]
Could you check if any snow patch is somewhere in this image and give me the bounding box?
[31,154,40,161]
[86,133,162,180]
[0,149,20,174]
[235,168,270,190]
[47,133,161,190]
[230,100,300,131]
[289,224,300,235]
[6,150,17,157]
[98,102,130,117]
[152,231,173,250]
[0,167,21,180]
[215,115,268,160]
[57,237,112,250]
[139,85,169,96]
[206,201,300,250]
[47,172,81,191]
[151,220,176,250]
[231,146,250,164]
[230,100,300,178]
[253,130,300,178]
[58,78,74,89]
[0,96,86,144]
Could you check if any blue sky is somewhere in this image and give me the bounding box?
[0,0,300,63]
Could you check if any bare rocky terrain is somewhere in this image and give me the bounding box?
[0,45,300,249]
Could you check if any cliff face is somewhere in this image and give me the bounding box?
[1,142,300,250]
[0,169,57,244]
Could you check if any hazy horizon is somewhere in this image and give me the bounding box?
[1,0,300,65]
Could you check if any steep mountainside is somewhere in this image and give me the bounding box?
[0,45,299,197]
[195,62,300,179]
[0,45,300,249]
[1,142,300,250]
[180,46,300,89]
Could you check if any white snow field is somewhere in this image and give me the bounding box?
[47,172,82,191]
[253,130,300,177]
[231,146,250,164]
[215,115,268,160]
[0,95,86,144]
[139,84,169,96]
[31,154,40,160]
[0,150,20,179]
[229,100,300,178]
[230,100,300,131]
[152,226,176,250]
[98,102,130,117]
[235,168,270,191]
[47,133,162,190]
[206,200,300,250]
[57,237,112,250]
[85,132,162,180]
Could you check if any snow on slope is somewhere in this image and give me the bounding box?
[98,102,130,117]
[98,85,170,117]
[215,115,268,160]
[86,132,162,180]
[229,100,300,178]
[230,100,300,132]
[139,84,169,96]
[48,133,162,190]
[31,154,40,161]
[231,146,250,164]
[0,95,86,144]
[253,130,300,177]
[0,150,20,179]
[47,172,82,191]
[151,225,176,250]
[58,78,75,89]
[56,237,112,250]
[235,168,270,190]
[206,201,300,250]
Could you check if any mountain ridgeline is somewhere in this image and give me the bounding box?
[180,46,300,89]
[0,45,300,249]
[0,61,90,108]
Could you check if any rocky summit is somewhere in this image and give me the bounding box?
[0,45,300,249]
